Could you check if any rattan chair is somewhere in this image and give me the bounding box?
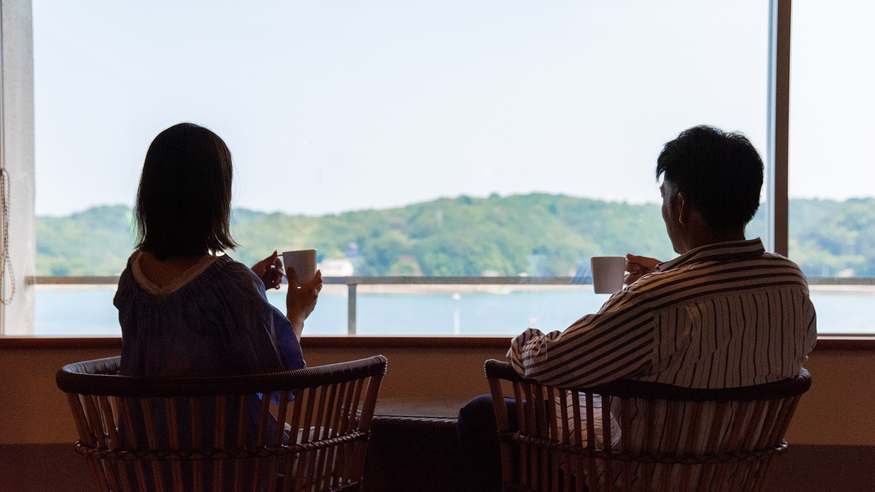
[485,359,811,492]
[56,355,387,492]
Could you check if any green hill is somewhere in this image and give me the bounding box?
[35,195,875,278]
[36,205,135,276]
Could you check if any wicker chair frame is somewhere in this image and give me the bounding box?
[485,360,811,492]
[56,355,387,492]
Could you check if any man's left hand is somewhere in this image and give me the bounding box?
[625,254,661,285]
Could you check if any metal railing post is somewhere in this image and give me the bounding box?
[347,283,357,335]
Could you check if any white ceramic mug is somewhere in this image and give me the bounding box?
[282,249,318,284]
[590,256,626,294]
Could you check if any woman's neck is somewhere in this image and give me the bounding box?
[137,251,211,288]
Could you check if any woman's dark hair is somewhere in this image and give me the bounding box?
[656,125,764,231]
[135,123,238,259]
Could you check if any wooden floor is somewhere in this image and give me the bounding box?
[1,442,873,492]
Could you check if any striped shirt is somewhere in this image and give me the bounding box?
[509,238,817,390]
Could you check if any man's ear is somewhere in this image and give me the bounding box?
[675,191,688,225]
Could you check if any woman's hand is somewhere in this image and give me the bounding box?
[286,267,322,340]
[252,251,284,290]
[625,254,661,286]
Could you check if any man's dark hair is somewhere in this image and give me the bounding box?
[135,123,237,259]
[656,125,764,231]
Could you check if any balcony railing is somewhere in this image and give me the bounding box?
[30,275,589,335]
[28,275,875,335]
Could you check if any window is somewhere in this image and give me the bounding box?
[5,1,861,337]
[788,0,875,334]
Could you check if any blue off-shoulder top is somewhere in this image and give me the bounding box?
[114,252,305,377]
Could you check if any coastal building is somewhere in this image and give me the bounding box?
[319,258,355,277]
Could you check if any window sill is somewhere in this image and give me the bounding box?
[0,335,872,350]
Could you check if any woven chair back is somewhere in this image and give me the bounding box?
[485,360,810,492]
[57,355,387,492]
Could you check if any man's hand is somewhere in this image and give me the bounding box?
[252,251,283,290]
[625,254,661,285]
[286,267,323,340]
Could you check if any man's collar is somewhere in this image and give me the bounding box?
[656,238,766,272]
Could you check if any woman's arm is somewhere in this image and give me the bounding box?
[285,267,323,341]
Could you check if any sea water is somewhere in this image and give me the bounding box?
[31,286,875,336]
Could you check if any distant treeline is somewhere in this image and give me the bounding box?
[36,194,875,278]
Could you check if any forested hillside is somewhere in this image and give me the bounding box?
[35,194,875,278]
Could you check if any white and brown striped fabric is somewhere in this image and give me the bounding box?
[509,238,817,390]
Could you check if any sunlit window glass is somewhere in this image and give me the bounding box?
[33,1,768,336]
[789,0,875,334]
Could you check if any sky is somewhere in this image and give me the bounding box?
[32,0,875,217]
